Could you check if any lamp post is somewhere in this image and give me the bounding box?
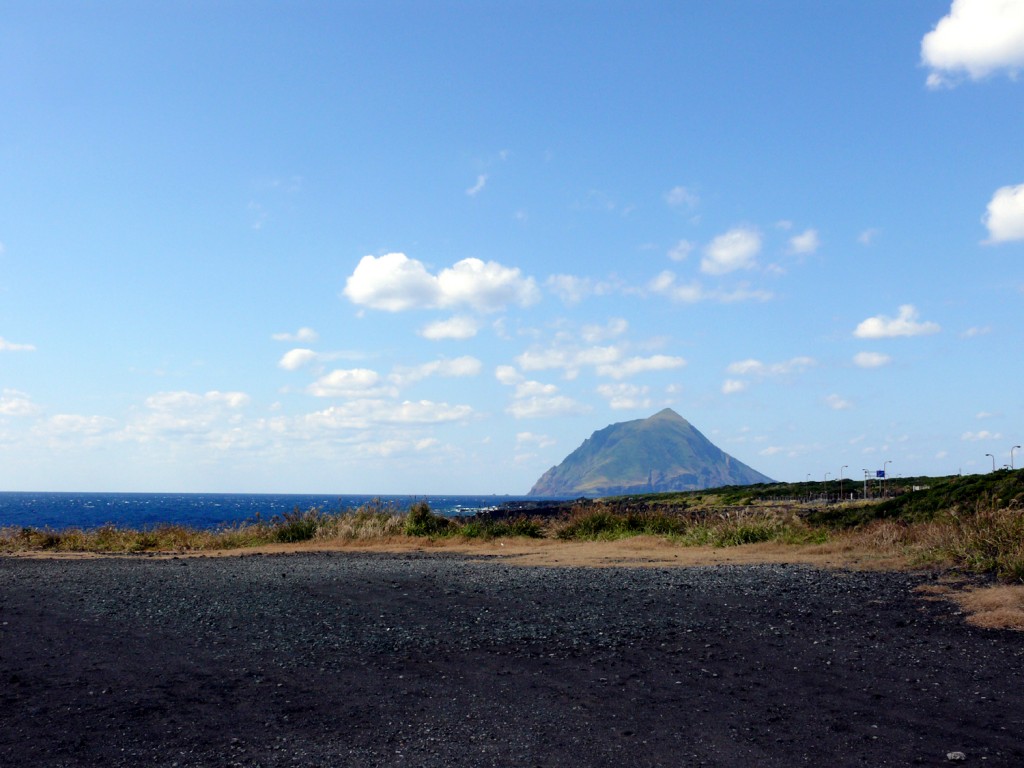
[1012,446,1021,470]
[823,472,831,502]
[986,453,995,472]
[883,460,892,497]
[862,469,869,499]
[839,465,848,502]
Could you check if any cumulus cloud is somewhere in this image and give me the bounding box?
[0,336,36,352]
[983,184,1024,243]
[726,357,816,377]
[307,368,395,398]
[506,394,588,419]
[858,228,880,246]
[418,316,479,340]
[496,369,588,419]
[649,272,772,303]
[516,431,556,449]
[667,240,694,262]
[922,0,1024,87]
[343,253,540,313]
[722,379,747,395]
[545,274,614,305]
[596,383,652,410]
[516,345,622,379]
[788,229,821,255]
[853,305,941,338]
[42,414,118,437]
[853,351,892,368]
[596,354,686,380]
[825,394,854,410]
[665,185,699,208]
[0,389,39,416]
[701,227,761,275]
[305,400,474,430]
[962,429,1002,441]
[278,348,319,371]
[271,327,318,343]
[389,356,482,387]
[581,318,629,343]
[466,174,488,197]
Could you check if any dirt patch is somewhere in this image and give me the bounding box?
[4,534,915,569]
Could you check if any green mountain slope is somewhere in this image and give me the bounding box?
[528,408,773,497]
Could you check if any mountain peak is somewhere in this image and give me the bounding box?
[528,410,772,497]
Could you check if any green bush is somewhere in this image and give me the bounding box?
[404,501,451,536]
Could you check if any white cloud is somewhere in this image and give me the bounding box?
[976,410,997,419]
[0,336,36,352]
[278,348,319,371]
[581,318,628,343]
[854,305,941,338]
[665,185,699,208]
[506,394,588,419]
[667,240,694,262]
[389,356,482,387]
[146,390,250,411]
[343,253,539,313]
[418,316,480,340]
[922,0,1024,87]
[0,389,39,417]
[495,365,523,386]
[649,271,772,303]
[596,354,686,380]
[307,368,395,398]
[596,383,652,410]
[962,429,1003,441]
[305,400,474,430]
[701,227,761,275]
[825,394,854,410]
[466,174,488,197]
[516,344,622,379]
[858,228,880,246]
[788,228,820,255]
[42,414,118,436]
[722,379,747,395]
[983,184,1024,243]
[514,380,559,398]
[961,325,992,338]
[726,357,816,377]
[853,351,892,368]
[516,431,556,449]
[545,274,613,304]
[271,327,318,343]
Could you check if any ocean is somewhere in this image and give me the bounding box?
[0,492,536,531]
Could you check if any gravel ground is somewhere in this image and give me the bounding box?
[1,551,1023,767]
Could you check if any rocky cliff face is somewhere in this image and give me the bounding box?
[528,408,773,497]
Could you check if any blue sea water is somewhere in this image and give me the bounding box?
[0,492,534,531]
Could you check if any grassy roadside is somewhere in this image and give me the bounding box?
[3,481,1023,585]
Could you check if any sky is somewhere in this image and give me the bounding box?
[2,0,1024,494]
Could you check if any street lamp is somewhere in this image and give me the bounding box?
[823,472,831,502]
[1012,446,1021,470]
[986,453,995,472]
[883,460,892,497]
[839,465,848,502]
[862,469,869,499]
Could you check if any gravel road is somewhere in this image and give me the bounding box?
[1,552,1023,767]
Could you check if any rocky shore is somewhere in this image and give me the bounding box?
[2,552,1023,767]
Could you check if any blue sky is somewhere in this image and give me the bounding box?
[2,0,1023,493]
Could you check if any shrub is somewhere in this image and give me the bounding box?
[404,501,451,537]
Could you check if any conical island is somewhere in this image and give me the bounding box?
[528,408,773,497]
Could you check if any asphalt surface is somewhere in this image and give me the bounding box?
[1,551,1023,767]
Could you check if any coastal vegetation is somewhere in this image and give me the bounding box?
[3,470,1024,583]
